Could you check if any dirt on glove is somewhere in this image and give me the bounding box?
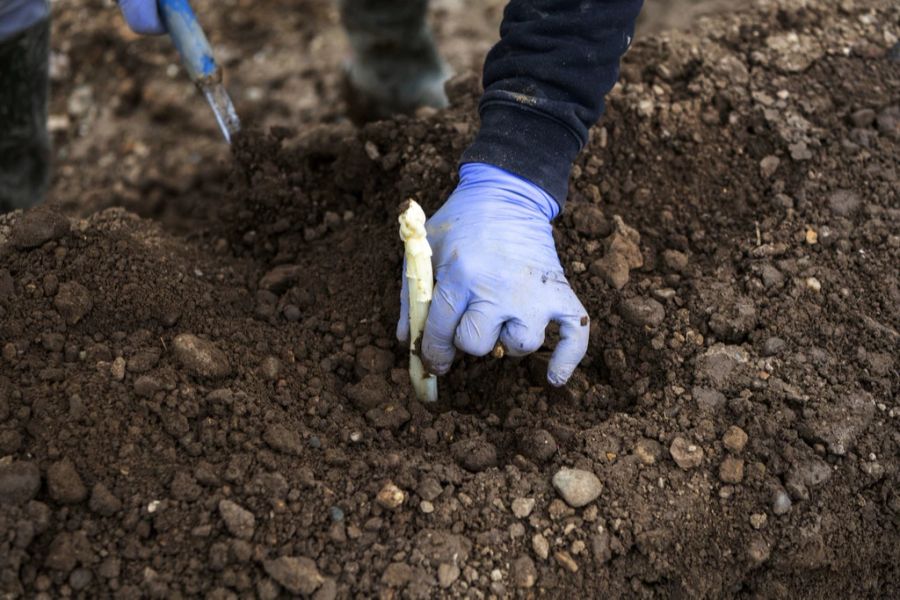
[1,0,899,598]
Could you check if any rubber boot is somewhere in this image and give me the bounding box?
[0,17,50,212]
[339,0,450,123]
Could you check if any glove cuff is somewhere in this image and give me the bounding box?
[460,102,581,212]
[457,162,559,221]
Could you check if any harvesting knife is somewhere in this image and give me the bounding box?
[158,0,241,144]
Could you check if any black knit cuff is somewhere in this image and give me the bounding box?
[460,101,583,212]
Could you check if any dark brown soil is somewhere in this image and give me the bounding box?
[2,0,899,598]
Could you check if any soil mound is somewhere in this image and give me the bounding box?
[1,1,898,597]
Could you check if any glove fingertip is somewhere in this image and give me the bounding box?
[546,366,572,388]
[396,320,409,343]
[119,1,166,35]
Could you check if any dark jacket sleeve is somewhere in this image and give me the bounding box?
[460,0,643,210]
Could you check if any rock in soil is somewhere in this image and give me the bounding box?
[634,438,663,464]
[552,468,603,507]
[264,423,303,455]
[511,555,537,588]
[219,499,256,540]
[375,482,405,510]
[437,563,459,588]
[718,457,745,484]
[263,556,324,596]
[722,426,748,453]
[619,296,666,328]
[670,437,704,470]
[511,497,535,519]
[172,334,232,379]
[772,489,793,515]
[532,534,550,561]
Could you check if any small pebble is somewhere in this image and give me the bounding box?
[328,506,344,522]
[511,556,537,588]
[762,337,786,356]
[670,437,704,469]
[110,357,126,381]
[719,457,745,484]
[634,438,662,464]
[749,513,767,529]
[420,500,434,514]
[571,540,586,555]
[552,468,603,508]
[437,563,460,588]
[172,333,231,378]
[554,550,579,573]
[760,155,780,178]
[662,249,689,272]
[619,297,666,328]
[376,482,405,510]
[532,533,550,560]
[772,489,792,515]
[511,497,535,519]
[747,537,770,564]
[722,426,749,452]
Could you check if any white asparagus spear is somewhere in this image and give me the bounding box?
[398,200,438,402]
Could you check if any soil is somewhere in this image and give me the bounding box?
[2,0,899,598]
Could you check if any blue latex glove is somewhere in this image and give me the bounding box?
[118,0,166,35]
[398,163,590,386]
[0,0,49,42]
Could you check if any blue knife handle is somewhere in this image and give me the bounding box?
[158,0,218,82]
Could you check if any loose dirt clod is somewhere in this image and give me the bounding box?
[9,207,70,249]
[53,281,93,325]
[46,458,86,504]
[219,499,256,539]
[0,461,41,505]
[263,556,324,596]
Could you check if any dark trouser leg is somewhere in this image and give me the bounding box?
[0,18,50,212]
[338,0,449,121]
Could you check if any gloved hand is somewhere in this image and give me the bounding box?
[118,0,166,35]
[398,162,590,387]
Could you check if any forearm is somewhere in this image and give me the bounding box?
[461,0,643,208]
